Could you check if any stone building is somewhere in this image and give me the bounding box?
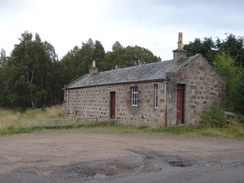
[64,33,225,126]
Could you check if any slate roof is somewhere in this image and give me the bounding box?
[66,54,199,89]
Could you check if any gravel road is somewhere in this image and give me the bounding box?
[0,129,243,183]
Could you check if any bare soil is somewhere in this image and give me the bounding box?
[0,129,244,183]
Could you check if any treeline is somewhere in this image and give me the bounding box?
[0,31,160,109]
[0,31,243,114]
[183,34,244,113]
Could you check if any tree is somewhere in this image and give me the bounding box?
[1,31,57,108]
[183,37,216,62]
[60,39,106,82]
[0,49,7,68]
[213,51,241,109]
[184,34,244,66]
[100,42,161,70]
[124,46,161,65]
[219,34,244,67]
[92,40,105,69]
[0,49,8,106]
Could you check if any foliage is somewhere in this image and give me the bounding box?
[0,32,59,108]
[183,37,216,62]
[184,34,244,66]
[0,49,7,68]
[100,42,161,70]
[59,39,160,86]
[1,32,243,110]
[218,34,244,67]
[233,69,244,114]
[0,49,8,106]
[0,104,243,138]
[184,34,244,112]
[237,114,244,124]
[59,39,105,84]
[199,100,227,128]
[213,51,241,109]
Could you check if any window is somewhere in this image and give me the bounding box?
[67,90,70,108]
[154,84,158,108]
[132,86,138,106]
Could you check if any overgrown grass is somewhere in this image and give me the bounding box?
[199,100,227,128]
[0,105,243,139]
[0,105,65,129]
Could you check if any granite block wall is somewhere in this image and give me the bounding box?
[64,55,225,126]
[64,81,167,127]
[166,55,225,125]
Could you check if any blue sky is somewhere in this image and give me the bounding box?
[0,0,243,60]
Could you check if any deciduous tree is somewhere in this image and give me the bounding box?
[213,51,241,109]
[1,31,57,108]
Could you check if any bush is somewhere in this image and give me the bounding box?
[237,114,244,124]
[213,51,241,110]
[200,101,227,128]
[233,69,244,114]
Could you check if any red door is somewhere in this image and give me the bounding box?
[110,92,116,119]
[177,84,185,124]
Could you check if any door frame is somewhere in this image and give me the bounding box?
[176,84,185,124]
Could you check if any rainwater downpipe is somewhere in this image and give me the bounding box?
[164,79,168,127]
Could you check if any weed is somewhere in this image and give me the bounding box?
[200,100,227,128]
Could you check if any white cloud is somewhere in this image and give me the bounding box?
[0,0,243,60]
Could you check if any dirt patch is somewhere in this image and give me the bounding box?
[0,129,243,182]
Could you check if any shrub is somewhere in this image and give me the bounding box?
[233,69,244,114]
[237,114,244,124]
[200,101,227,128]
[213,51,241,110]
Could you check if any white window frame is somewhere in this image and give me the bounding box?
[154,84,158,108]
[67,90,70,108]
[132,86,138,106]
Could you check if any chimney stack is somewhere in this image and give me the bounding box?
[92,60,96,67]
[89,60,98,74]
[172,32,187,61]
[178,32,183,49]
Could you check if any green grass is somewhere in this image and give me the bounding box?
[1,123,243,139]
[61,123,244,139]
[0,106,243,139]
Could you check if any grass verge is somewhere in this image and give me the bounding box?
[1,123,243,140]
[80,123,244,139]
[0,105,243,139]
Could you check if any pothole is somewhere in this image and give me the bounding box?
[168,161,192,167]
[156,156,194,168]
[83,171,96,177]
